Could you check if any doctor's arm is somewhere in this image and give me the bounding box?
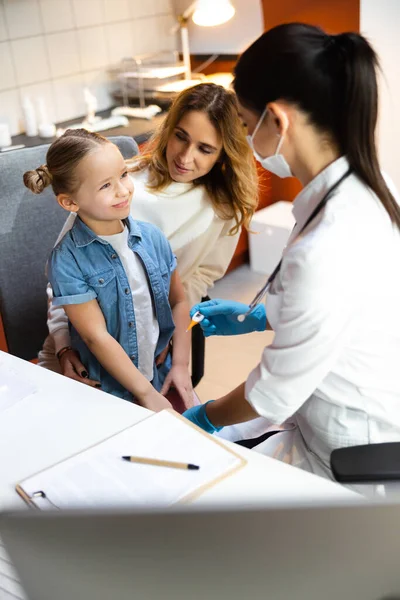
[182,383,258,433]
[184,244,359,431]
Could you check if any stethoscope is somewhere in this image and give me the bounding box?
[237,168,353,323]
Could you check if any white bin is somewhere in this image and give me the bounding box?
[249,201,295,275]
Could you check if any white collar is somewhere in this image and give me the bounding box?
[292,156,350,231]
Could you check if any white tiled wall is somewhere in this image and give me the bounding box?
[0,0,177,135]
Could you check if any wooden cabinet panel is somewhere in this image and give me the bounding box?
[261,0,359,34]
[0,313,8,353]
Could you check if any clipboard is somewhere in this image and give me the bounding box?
[16,410,246,510]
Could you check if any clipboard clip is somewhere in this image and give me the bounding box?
[31,490,59,509]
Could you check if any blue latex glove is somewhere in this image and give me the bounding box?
[183,401,223,433]
[190,299,266,337]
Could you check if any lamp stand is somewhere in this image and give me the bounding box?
[178,15,192,80]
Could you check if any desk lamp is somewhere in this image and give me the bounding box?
[171,0,236,87]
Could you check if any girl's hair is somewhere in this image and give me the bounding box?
[233,22,400,229]
[23,128,110,196]
[129,83,258,234]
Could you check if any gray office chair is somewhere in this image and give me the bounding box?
[0,136,138,361]
[331,443,400,483]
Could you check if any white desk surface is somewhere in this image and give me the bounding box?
[0,351,357,511]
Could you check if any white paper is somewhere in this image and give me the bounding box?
[0,362,38,413]
[20,411,242,509]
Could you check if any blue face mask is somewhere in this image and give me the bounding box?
[246,107,293,178]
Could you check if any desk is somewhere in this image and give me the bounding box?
[0,351,357,510]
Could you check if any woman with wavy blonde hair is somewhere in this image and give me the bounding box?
[39,83,259,396]
[130,82,258,236]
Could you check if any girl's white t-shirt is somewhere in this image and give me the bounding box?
[99,226,159,381]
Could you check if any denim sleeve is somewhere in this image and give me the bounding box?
[162,233,177,273]
[169,246,177,273]
[48,246,97,307]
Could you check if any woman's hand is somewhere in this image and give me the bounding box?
[59,348,101,388]
[190,299,267,337]
[160,364,194,410]
[140,388,172,412]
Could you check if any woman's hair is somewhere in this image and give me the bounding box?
[233,22,400,229]
[129,83,258,234]
[23,128,110,196]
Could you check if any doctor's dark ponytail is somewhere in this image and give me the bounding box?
[331,33,400,228]
[234,23,400,229]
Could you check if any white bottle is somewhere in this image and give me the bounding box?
[83,87,100,125]
[22,96,38,137]
[0,122,12,147]
[36,96,47,127]
[36,96,56,138]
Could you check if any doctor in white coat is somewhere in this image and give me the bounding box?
[183,23,400,480]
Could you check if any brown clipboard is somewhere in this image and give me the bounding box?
[16,409,247,509]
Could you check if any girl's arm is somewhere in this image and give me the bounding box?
[160,271,193,408]
[45,213,99,385]
[64,300,171,412]
[46,212,77,354]
[46,283,100,386]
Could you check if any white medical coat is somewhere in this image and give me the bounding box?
[220,156,400,480]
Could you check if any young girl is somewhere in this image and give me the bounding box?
[24,129,192,412]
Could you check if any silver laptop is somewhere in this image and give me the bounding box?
[1,502,400,600]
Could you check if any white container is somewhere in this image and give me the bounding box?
[0,122,12,147]
[36,96,49,126]
[22,97,38,137]
[249,201,295,275]
[38,123,56,138]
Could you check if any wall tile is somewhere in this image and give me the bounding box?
[4,0,43,39]
[131,16,158,55]
[0,41,16,90]
[19,81,57,125]
[128,0,155,19]
[130,17,144,56]
[0,0,8,41]
[77,25,108,71]
[53,73,86,122]
[72,0,104,28]
[153,0,173,13]
[103,0,130,23]
[105,21,132,65]
[0,88,22,134]
[11,36,50,86]
[155,13,177,52]
[46,30,81,78]
[39,0,75,33]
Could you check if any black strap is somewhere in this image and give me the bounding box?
[266,168,353,288]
